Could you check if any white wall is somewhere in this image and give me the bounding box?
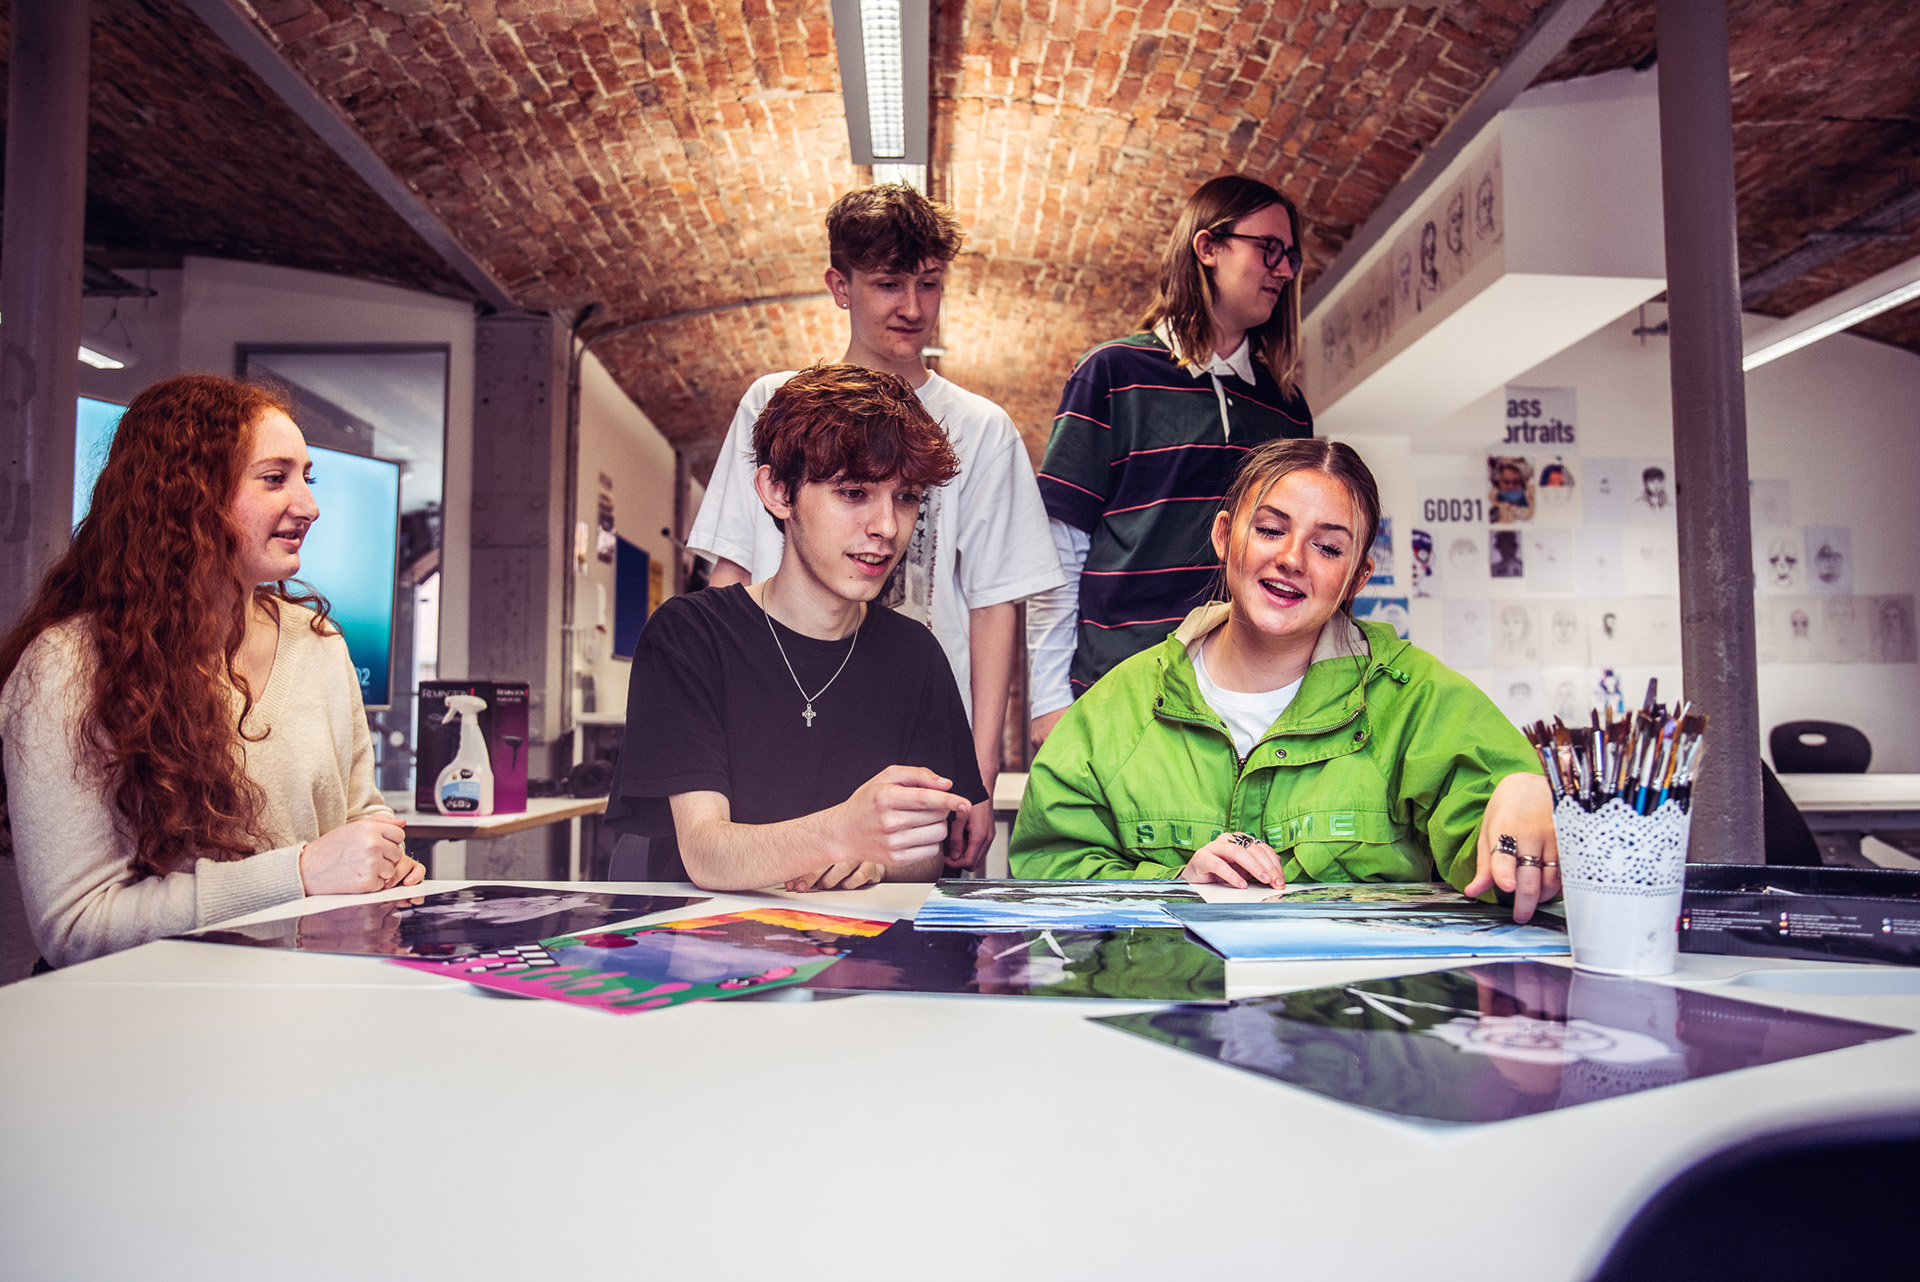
[1398,309,1920,771]
[573,351,697,720]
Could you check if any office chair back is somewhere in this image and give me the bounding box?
[1769,720,1871,774]
[1589,1112,1920,1282]
[1760,761,1821,866]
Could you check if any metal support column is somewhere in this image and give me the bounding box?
[1656,0,1763,864]
[0,0,90,635]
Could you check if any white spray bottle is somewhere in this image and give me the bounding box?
[435,694,494,816]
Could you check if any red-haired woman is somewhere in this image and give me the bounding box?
[0,374,422,967]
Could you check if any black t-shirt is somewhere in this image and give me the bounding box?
[609,585,986,854]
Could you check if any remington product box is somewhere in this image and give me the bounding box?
[415,681,530,815]
[1680,864,1920,966]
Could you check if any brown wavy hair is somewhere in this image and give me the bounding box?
[752,363,960,531]
[0,374,332,875]
[825,183,964,275]
[1137,174,1305,394]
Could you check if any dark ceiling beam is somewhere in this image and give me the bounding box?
[1303,0,1612,316]
[1739,184,1920,306]
[180,0,523,315]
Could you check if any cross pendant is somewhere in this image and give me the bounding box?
[802,704,816,728]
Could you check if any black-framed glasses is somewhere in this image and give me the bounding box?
[1211,232,1302,274]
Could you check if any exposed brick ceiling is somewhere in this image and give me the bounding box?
[1,0,1914,480]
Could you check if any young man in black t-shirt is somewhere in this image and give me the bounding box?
[612,364,989,892]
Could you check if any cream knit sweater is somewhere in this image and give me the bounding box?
[0,604,390,966]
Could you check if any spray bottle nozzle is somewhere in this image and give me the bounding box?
[442,694,488,724]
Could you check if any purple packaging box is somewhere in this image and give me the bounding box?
[414,681,530,815]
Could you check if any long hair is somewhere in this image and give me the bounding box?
[0,374,330,875]
[1212,438,1381,618]
[1137,174,1305,394]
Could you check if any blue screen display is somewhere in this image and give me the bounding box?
[75,397,401,707]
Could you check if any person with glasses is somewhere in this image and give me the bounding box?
[1028,175,1314,746]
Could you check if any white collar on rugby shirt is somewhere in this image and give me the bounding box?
[1155,321,1256,384]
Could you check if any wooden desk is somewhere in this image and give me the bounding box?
[5,881,1918,1281]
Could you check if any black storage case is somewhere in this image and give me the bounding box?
[1680,864,1920,966]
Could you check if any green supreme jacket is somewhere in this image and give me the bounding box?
[1009,605,1542,889]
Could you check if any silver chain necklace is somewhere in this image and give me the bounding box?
[763,602,859,728]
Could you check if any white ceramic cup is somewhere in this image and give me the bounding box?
[1552,797,1692,976]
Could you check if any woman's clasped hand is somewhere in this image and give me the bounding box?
[299,815,423,895]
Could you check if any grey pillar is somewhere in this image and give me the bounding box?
[1656,0,1762,864]
[468,315,570,878]
[0,0,90,636]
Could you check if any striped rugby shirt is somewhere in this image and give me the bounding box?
[1036,330,1313,696]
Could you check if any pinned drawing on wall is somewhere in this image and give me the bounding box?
[1819,597,1870,663]
[1624,526,1679,597]
[1594,667,1626,717]
[1544,668,1587,723]
[1409,528,1437,598]
[1443,598,1492,668]
[1582,458,1635,526]
[1492,669,1546,725]
[1532,456,1580,524]
[1525,528,1576,595]
[1588,599,1629,668]
[1352,595,1411,640]
[1756,528,1805,593]
[1490,529,1525,580]
[1368,516,1395,585]
[1445,528,1489,594]
[1487,456,1535,524]
[1492,602,1540,667]
[1805,526,1853,594]
[1750,478,1792,528]
[1541,603,1587,668]
[1577,526,1624,596]
[1869,596,1918,664]
[1631,460,1674,524]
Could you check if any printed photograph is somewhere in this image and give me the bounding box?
[1093,961,1906,1125]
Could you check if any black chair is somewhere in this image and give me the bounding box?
[1589,1112,1920,1282]
[1769,720,1872,774]
[1760,761,1821,866]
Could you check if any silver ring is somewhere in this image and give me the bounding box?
[1515,854,1546,869]
[1226,832,1256,848]
[1497,833,1519,858]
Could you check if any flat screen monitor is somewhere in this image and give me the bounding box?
[74,396,401,708]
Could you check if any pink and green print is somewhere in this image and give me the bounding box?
[391,908,890,1014]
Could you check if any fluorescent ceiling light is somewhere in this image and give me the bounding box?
[860,1,905,158]
[830,0,928,166]
[1743,251,1920,371]
[0,311,133,369]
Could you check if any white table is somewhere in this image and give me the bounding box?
[5,881,1919,1281]
[1777,773,1920,828]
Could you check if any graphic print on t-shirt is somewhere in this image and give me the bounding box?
[879,489,938,627]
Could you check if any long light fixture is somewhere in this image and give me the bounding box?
[1743,251,1920,371]
[830,0,928,166]
[0,311,134,369]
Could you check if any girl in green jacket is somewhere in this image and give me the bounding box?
[1010,439,1561,923]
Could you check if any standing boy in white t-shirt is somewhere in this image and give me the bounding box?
[688,185,1063,864]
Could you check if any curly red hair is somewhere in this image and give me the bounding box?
[0,374,331,875]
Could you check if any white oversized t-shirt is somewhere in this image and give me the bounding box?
[686,369,1065,716]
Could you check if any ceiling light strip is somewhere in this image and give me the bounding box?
[1742,251,1920,371]
[860,0,907,159]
